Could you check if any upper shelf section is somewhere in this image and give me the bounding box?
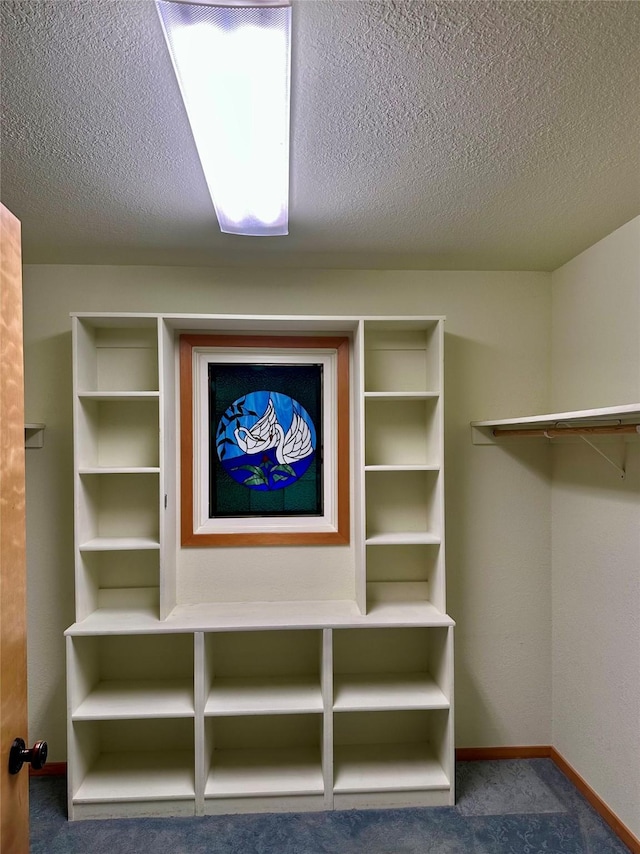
[471,403,640,445]
[74,317,159,394]
[364,320,442,395]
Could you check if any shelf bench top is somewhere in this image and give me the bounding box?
[65,598,455,636]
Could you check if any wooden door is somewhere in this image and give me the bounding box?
[0,203,29,853]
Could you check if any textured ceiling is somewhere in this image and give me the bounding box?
[1,0,639,271]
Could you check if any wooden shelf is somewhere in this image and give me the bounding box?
[365,601,453,628]
[367,581,430,600]
[73,751,195,803]
[79,537,160,551]
[333,743,449,793]
[333,673,449,711]
[364,392,439,400]
[79,467,161,475]
[67,596,453,635]
[66,588,160,634]
[365,532,441,546]
[78,391,160,401]
[206,748,323,798]
[170,598,453,630]
[168,599,362,632]
[472,403,640,444]
[73,680,194,720]
[365,465,440,472]
[205,678,323,716]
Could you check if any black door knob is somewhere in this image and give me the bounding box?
[8,738,48,774]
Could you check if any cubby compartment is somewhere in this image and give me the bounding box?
[76,549,160,622]
[76,396,160,470]
[365,469,442,542]
[333,627,451,711]
[77,472,160,548]
[365,395,441,468]
[364,321,441,394]
[204,714,324,805]
[333,709,452,804]
[365,543,444,611]
[75,319,159,394]
[69,717,195,819]
[69,633,194,720]
[204,630,323,716]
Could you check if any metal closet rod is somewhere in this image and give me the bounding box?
[492,424,640,438]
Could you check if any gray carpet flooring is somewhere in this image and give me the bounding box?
[30,759,631,853]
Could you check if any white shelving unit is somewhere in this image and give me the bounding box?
[360,319,446,616]
[66,313,453,820]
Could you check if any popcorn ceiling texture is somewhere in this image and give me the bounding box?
[1,0,639,269]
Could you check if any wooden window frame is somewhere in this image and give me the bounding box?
[179,334,350,546]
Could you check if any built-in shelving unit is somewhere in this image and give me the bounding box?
[360,320,445,615]
[66,313,453,820]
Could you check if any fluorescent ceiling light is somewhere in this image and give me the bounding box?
[156,0,291,236]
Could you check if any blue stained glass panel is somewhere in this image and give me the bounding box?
[209,363,323,518]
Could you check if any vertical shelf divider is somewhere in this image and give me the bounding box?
[353,320,367,614]
[322,628,334,810]
[194,632,206,816]
[446,626,455,805]
[159,318,177,620]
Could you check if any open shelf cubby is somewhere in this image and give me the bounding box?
[204,714,325,806]
[77,472,160,548]
[333,627,451,712]
[76,396,160,470]
[364,394,441,468]
[75,549,160,622]
[364,321,441,394]
[69,718,196,819]
[204,630,323,716]
[365,468,442,542]
[74,319,159,394]
[333,709,452,807]
[68,633,194,720]
[365,542,445,612]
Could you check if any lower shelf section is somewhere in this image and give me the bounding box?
[333,708,452,800]
[69,717,195,820]
[73,750,195,804]
[334,743,449,793]
[203,793,327,817]
[73,679,194,719]
[333,788,453,810]
[67,624,454,819]
[206,747,324,798]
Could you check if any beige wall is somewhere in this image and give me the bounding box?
[23,266,552,761]
[550,216,640,838]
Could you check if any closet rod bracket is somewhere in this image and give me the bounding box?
[577,434,626,479]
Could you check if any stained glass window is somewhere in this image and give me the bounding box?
[209,363,323,518]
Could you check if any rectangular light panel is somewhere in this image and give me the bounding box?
[156,0,291,236]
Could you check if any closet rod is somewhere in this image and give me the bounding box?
[493,424,640,439]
